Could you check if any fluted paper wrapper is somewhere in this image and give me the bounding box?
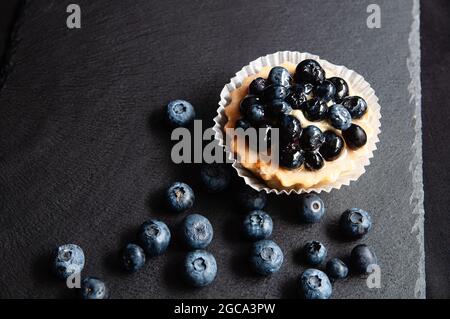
[213,51,381,195]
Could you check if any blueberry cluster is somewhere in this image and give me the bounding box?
[236,60,369,170]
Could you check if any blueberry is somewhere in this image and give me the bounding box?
[350,244,378,274]
[250,240,284,275]
[268,66,292,87]
[80,277,108,299]
[295,59,326,85]
[263,85,289,101]
[279,114,302,140]
[320,131,344,161]
[166,100,195,128]
[300,125,325,151]
[52,244,85,280]
[279,142,305,169]
[314,80,336,102]
[138,219,171,256]
[302,98,328,121]
[243,210,273,240]
[329,104,352,130]
[305,152,324,170]
[235,118,251,131]
[239,95,261,117]
[166,182,195,213]
[200,164,231,193]
[237,185,267,211]
[339,208,372,238]
[303,241,327,266]
[342,96,368,119]
[246,104,267,124]
[182,214,213,249]
[299,269,332,299]
[249,77,269,96]
[326,258,349,280]
[342,124,367,149]
[328,77,349,103]
[184,250,217,287]
[286,84,307,109]
[267,99,292,116]
[297,193,325,223]
[121,243,146,273]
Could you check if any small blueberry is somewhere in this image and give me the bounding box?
[329,104,352,130]
[339,208,372,238]
[250,240,284,275]
[342,96,368,119]
[326,258,349,280]
[80,277,109,299]
[300,269,332,299]
[350,244,378,274]
[268,66,292,87]
[166,182,195,213]
[52,244,85,280]
[138,219,171,256]
[182,214,213,249]
[243,210,273,241]
[304,241,327,266]
[121,243,146,273]
[297,193,325,223]
[166,100,195,128]
[184,250,217,287]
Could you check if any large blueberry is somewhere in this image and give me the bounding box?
[243,210,273,241]
[340,208,372,238]
[329,104,352,130]
[268,66,292,87]
[249,77,269,96]
[302,98,328,121]
[182,214,214,249]
[279,114,302,140]
[80,277,109,299]
[121,243,146,273]
[250,240,284,275]
[184,250,217,287]
[305,152,325,171]
[342,96,368,119]
[279,141,305,169]
[314,80,336,102]
[297,193,325,223]
[138,219,171,256]
[326,258,349,280]
[328,77,349,103]
[263,85,289,101]
[200,164,231,193]
[320,130,344,161]
[295,59,326,84]
[299,269,332,299]
[166,182,195,213]
[350,244,378,274]
[342,124,367,149]
[237,185,267,211]
[300,125,325,151]
[304,241,327,266]
[166,100,195,128]
[52,244,85,280]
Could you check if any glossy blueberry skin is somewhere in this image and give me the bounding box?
[342,96,368,119]
[329,104,352,130]
[315,80,336,102]
[52,244,85,280]
[249,77,269,96]
[300,269,332,299]
[268,66,292,87]
[304,241,327,266]
[300,125,325,151]
[182,214,214,249]
[166,182,195,213]
[320,131,344,161]
[263,85,289,101]
[342,124,367,149]
[286,84,308,109]
[302,98,328,121]
[184,250,217,287]
[246,104,266,124]
[297,193,325,223]
[339,208,372,238]
[166,100,195,128]
[121,244,146,273]
[243,210,273,241]
[139,219,171,256]
[280,142,305,169]
[350,244,378,274]
[200,164,231,193]
[305,152,324,170]
[235,118,251,131]
[267,99,292,116]
[328,77,349,103]
[326,258,349,280]
[239,95,261,117]
[257,124,273,149]
[80,277,108,299]
[279,114,302,140]
[295,59,326,85]
[251,240,284,275]
[237,185,267,211]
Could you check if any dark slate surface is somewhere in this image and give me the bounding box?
[0,0,425,298]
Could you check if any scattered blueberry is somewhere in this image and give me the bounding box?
[243,210,273,240]
[342,96,368,119]
[184,250,217,287]
[302,98,328,121]
[315,80,336,102]
[295,59,326,84]
[246,103,267,124]
[239,95,261,118]
[182,214,214,249]
[297,193,325,223]
[279,142,305,169]
[268,66,292,87]
[320,131,344,161]
[138,219,171,256]
[235,118,251,131]
[305,152,325,170]
[80,277,108,299]
[299,269,332,299]
[263,85,289,101]
[249,77,269,96]
[342,124,367,149]
[200,164,231,193]
[328,77,349,103]
[267,99,292,116]
[339,208,372,238]
[329,104,352,130]
[52,244,85,280]
[326,258,349,280]
[250,240,284,275]
[237,185,267,211]
[279,114,302,140]
[304,241,327,266]
[350,244,378,274]
[121,243,146,273]
[300,125,325,151]
[166,100,195,128]
[166,182,195,213]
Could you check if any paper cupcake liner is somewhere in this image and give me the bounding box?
[213,51,381,195]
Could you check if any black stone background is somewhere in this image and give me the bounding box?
[0,0,448,298]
